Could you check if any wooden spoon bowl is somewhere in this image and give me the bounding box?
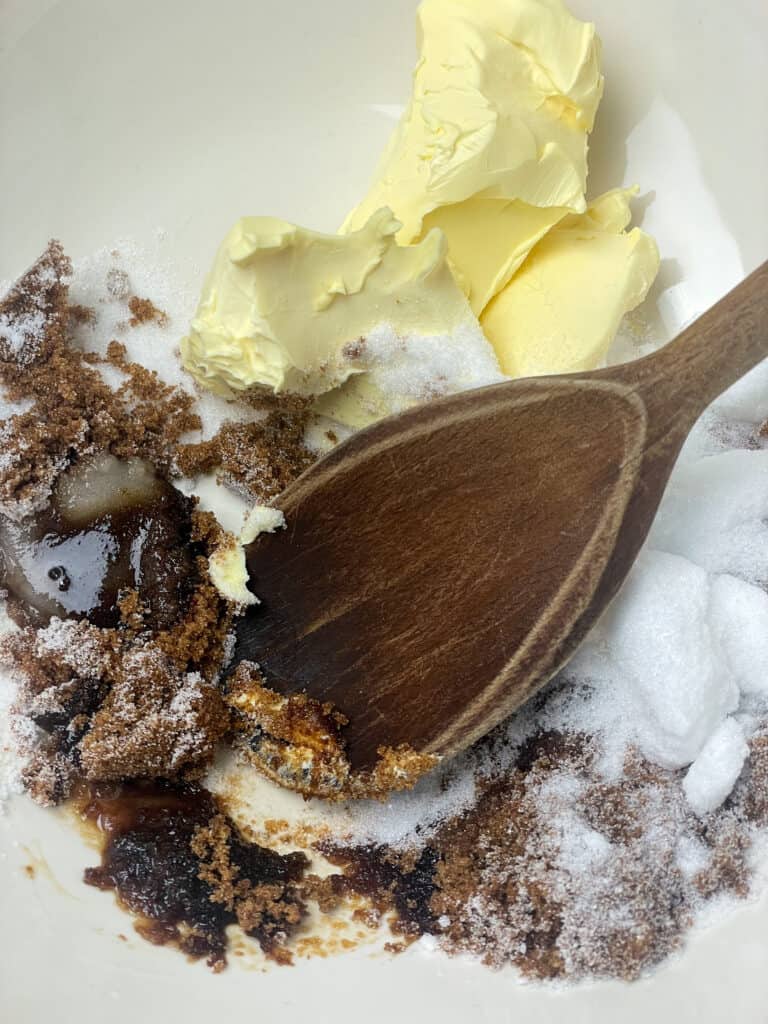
[235,262,768,771]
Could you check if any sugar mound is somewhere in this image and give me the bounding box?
[712,358,768,424]
[650,449,768,580]
[582,550,739,768]
[560,542,768,813]
[683,717,749,815]
[709,574,768,694]
[68,239,196,392]
[359,319,505,407]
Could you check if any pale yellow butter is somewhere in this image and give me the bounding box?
[481,189,661,376]
[208,506,287,605]
[342,0,604,314]
[180,208,476,398]
[241,505,286,545]
[184,0,660,426]
[208,542,256,607]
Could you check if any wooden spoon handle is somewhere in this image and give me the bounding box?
[606,260,768,436]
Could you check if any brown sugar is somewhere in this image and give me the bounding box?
[0,244,237,803]
[191,812,307,948]
[228,661,438,801]
[0,240,71,367]
[127,294,170,328]
[3,496,234,804]
[68,303,97,327]
[0,247,200,519]
[176,408,316,504]
[321,725,768,982]
[4,544,233,805]
[79,643,229,784]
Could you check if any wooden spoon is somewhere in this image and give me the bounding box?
[235,262,768,771]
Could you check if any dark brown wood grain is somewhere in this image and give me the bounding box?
[236,261,768,769]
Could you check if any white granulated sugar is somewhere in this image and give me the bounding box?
[683,717,749,815]
[0,257,61,368]
[0,310,46,359]
[598,550,740,768]
[69,238,196,391]
[64,241,224,457]
[556,543,768,810]
[354,317,505,411]
[67,236,258,447]
[327,756,478,848]
[650,449,768,580]
[0,392,33,419]
[708,574,768,695]
[538,773,612,872]
[676,406,756,464]
[0,424,23,477]
[675,834,713,879]
[193,389,266,442]
[0,673,23,807]
[712,358,768,424]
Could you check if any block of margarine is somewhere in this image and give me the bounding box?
[208,505,287,605]
[342,0,604,315]
[481,188,660,376]
[180,208,487,398]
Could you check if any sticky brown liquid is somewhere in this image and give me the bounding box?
[320,841,439,937]
[0,455,196,629]
[81,782,309,969]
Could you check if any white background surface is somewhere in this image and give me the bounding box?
[1,1,768,1021]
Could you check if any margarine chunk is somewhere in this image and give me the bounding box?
[343,0,604,314]
[184,0,660,428]
[180,208,479,398]
[208,541,256,607]
[481,189,661,376]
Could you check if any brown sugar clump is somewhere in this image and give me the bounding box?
[0,244,200,518]
[228,662,438,801]
[79,644,229,784]
[176,408,316,504]
[127,295,169,328]
[5,578,232,805]
[0,240,71,367]
[2,502,234,804]
[192,812,308,953]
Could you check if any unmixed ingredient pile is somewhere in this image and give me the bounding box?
[2,0,768,985]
